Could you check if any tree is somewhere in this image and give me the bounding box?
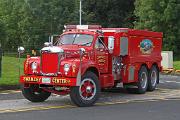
[0,0,136,52]
[0,20,6,49]
[0,0,79,51]
[134,0,180,55]
[0,0,28,51]
[24,0,79,50]
[82,0,135,28]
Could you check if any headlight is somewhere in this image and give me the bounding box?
[31,62,38,71]
[64,64,70,72]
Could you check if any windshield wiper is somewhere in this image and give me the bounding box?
[80,42,92,46]
[72,34,77,44]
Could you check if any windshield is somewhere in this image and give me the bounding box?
[58,34,94,46]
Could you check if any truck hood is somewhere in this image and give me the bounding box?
[41,45,91,58]
[62,45,91,59]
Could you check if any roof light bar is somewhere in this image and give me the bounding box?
[65,25,102,30]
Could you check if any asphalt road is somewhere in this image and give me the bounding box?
[0,100,179,120]
[0,74,179,120]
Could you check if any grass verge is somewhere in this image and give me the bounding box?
[0,56,24,85]
[174,61,180,70]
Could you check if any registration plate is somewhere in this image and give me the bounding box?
[42,78,51,84]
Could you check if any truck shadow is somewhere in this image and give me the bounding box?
[102,87,136,94]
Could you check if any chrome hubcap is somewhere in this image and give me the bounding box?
[79,78,96,100]
[86,86,92,93]
[151,71,157,87]
[141,72,148,89]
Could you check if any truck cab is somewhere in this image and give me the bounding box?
[19,25,163,107]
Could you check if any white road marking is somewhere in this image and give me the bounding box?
[165,81,180,84]
[160,80,180,84]
[0,90,21,95]
[166,80,177,83]
[0,93,10,95]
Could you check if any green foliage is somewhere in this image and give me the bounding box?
[134,0,180,55]
[0,0,135,52]
[0,0,179,55]
[83,0,135,27]
[0,19,6,47]
[0,0,79,51]
[0,0,28,50]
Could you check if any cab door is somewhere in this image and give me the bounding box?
[94,37,109,73]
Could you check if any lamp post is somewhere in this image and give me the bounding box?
[18,46,25,77]
[79,0,82,25]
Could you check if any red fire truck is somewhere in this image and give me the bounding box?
[19,25,163,107]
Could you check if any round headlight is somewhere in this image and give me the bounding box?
[31,62,38,71]
[64,64,70,72]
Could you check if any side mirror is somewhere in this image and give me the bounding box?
[18,46,25,54]
[49,35,59,45]
[108,36,114,53]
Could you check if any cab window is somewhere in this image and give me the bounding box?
[95,38,105,49]
[58,34,94,46]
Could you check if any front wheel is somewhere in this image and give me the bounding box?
[21,84,51,102]
[70,71,100,107]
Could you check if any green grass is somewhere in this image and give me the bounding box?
[174,61,180,70]
[0,56,25,85]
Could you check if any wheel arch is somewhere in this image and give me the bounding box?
[140,63,149,70]
[151,63,159,71]
[85,67,99,78]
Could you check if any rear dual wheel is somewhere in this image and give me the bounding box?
[125,65,158,94]
[70,71,100,107]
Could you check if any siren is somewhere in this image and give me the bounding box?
[64,25,102,30]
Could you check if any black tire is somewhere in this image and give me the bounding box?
[137,66,148,94]
[147,65,159,91]
[21,84,51,102]
[70,71,100,107]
